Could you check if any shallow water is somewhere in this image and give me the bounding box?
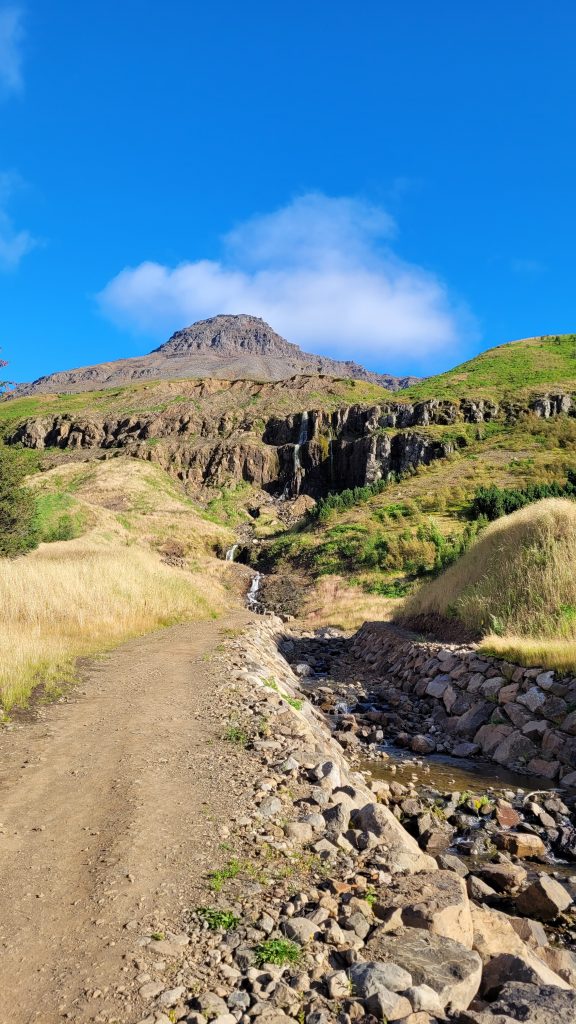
[361,746,562,797]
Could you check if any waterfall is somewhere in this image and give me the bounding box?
[246,572,263,611]
[225,544,239,562]
[298,411,309,446]
[292,412,309,494]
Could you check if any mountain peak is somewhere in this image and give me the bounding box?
[13,313,420,395]
[155,314,300,359]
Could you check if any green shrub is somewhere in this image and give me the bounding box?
[0,443,38,556]
[471,472,576,521]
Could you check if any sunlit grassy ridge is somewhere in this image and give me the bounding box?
[398,499,576,670]
[0,458,234,712]
[0,375,392,427]
[403,334,576,401]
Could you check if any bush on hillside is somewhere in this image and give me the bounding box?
[311,479,392,521]
[0,443,38,556]
[471,472,576,521]
[398,498,576,641]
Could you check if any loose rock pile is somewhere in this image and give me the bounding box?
[131,617,576,1024]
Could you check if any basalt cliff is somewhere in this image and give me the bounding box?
[9,385,575,498]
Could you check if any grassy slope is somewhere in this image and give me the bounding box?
[0,375,391,426]
[403,333,576,401]
[398,498,576,672]
[0,458,236,712]
[262,414,576,593]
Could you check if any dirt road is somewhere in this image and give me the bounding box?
[0,613,251,1024]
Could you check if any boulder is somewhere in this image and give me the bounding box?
[455,702,494,736]
[348,961,413,1020]
[476,861,527,893]
[492,730,538,766]
[405,984,445,1016]
[411,734,436,754]
[493,832,546,859]
[363,926,482,1013]
[352,802,437,873]
[508,916,548,948]
[480,981,576,1023]
[517,687,547,713]
[474,724,513,755]
[370,870,473,947]
[282,917,317,943]
[539,945,576,986]
[515,874,573,921]
[481,953,561,998]
[470,905,569,989]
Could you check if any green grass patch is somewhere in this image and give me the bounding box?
[33,491,86,543]
[208,858,243,892]
[254,938,302,966]
[197,907,239,931]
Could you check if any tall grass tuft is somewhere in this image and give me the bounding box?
[398,499,576,648]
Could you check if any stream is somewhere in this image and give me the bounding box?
[361,746,560,797]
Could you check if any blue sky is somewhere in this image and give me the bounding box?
[1,2,576,384]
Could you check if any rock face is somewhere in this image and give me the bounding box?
[14,315,420,395]
[8,379,576,499]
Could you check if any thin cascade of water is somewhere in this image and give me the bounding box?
[225,544,239,562]
[297,411,309,445]
[246,572,263,611]
[292,412,309,495]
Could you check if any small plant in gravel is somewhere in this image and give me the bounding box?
[209,858,242,892]
[257,715,271,737]
[197,906,240,930]
[254,938,302,967]
[150,931,165,941]
[364,887,377,906]
[283,695,303,710]
[263,676,279,691]
[223,723,249,746]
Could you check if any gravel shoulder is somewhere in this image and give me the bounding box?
[0,612,251,1024]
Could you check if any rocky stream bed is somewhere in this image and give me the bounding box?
[130,615,576,1024]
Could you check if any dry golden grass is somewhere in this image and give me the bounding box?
[1,459,235,712]
[480,635,576,674]
[399,499,576,670]
[301,575,400,632]
[0,537,229,711]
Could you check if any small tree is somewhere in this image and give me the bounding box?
[0,354,37,555]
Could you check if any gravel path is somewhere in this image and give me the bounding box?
[0,613,250,1024]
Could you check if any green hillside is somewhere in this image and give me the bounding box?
[0,375,390,427]
[403,333,576,401]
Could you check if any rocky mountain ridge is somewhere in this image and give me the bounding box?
[14,314,419,395]
[8,386,575,498]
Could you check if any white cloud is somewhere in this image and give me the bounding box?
[0,6,24,96]
[99,193,476,367]
[0,172,37,269]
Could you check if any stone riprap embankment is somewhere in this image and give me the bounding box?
[131,617,575,1024]
[350,622,576,785]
